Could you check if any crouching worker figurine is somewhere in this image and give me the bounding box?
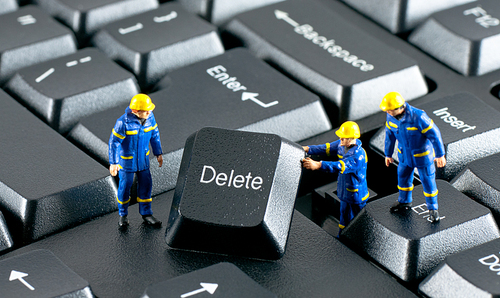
[109,94,163,227]
[302,121,369,235]
[380,92,446,223]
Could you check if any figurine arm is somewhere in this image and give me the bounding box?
[109,120,125,175]
[420,114,446,167]
[307,140,341,156]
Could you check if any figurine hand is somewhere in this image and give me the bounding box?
[157,155,163,167]
[303,146,309,153]
[435,156,446,168]
[109,164,120,176]
[302,157,322,170]
[385,157,394,167]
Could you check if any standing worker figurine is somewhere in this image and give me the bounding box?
[380,91,446,222]
[302,121,369,235]
[109,94,163,227]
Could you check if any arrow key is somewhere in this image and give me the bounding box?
[1,249,93,297]
[142,262,276,298]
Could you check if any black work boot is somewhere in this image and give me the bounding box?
[142,215,162,227]
[429,209,440,223]
[389,201,412,213]
[119,215,129,227]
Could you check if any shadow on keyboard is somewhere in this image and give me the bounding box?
[1,0,500,297]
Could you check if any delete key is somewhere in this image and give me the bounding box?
[165,127,304,260]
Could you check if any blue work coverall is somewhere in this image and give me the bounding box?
[308,139,369,230]
[384,103,445,210]
[109,107,163,217]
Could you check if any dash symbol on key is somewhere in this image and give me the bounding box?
[154,11,178,23]
[35,68,55,83]
[118,23,143,35]
[79,56,92,63]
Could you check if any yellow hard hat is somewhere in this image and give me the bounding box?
[380,92,405,111]
[336,121,360,139]
[129,94,155,111]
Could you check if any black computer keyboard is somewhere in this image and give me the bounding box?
[1,0,500,297]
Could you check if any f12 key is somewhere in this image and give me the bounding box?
[165,127,304,260]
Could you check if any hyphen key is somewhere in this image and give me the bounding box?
[165,127,304,260]
[223,0,428,121]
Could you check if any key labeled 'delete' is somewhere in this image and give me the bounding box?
[165,127,304,260]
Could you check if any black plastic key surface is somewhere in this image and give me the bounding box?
[0,249,93,297]
[452,152,500,222]
[34,0,159,43]
[166,127,304,260]
[5,48,140,134]
[222,0,428,122]
[178,0,285,25]
[419,238,500,297]
[0,211,13,253]
[341,180,500,283]
[0,190,417,298]
[68,48,331,194]
[341,0,476,33]
[370,92,500,181]
[0,5,77,85]
[409,0,500,76]
[93,2,224,89]
[0,0,17,15]
[142,262,277,298]
[0,90,117,244]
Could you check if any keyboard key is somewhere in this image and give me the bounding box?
[0,5,77,85]
[165,127,304,260]
[5,48,139,134]
[341,0,476,33]
[93,2,224,89]
[341,180,500,282]
[0,249,93,297]
[452,152,500,222]
[370,92,500,181]
[223,0,428,122]
[0,0,17,15]
[409,0,500,76]
[419,238,500,297]
[0,191,417,298]
[0,210,13,253]
[142,262,277,298]
[68,48,331,194]
[33,0,159,43]
[0,90,117,244]
[178,0,285,25]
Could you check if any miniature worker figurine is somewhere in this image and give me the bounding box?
[109,94,163,227]
[302,121,369,234]
[380,92,446,223]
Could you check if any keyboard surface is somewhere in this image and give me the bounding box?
[2,0,500,297]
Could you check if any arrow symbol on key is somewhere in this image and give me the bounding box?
[9,270,35,291]
[242,92,279,108]
[181,282,218,297]
[274,10,299,27]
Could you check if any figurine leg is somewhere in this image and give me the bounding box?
[117,171,135,217]
[391,164,414,212]
[339,201,366,233]
[137,169,161,226]
[136,169,153,216]
[418,164,438,211]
